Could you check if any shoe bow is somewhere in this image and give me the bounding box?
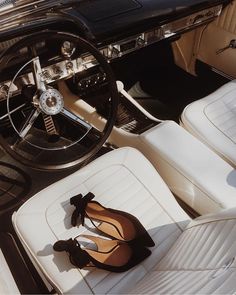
[70,192,95,226]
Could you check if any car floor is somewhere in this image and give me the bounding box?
[112,42,229,121]
[136,63,229,121]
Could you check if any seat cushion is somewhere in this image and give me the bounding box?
[181,80,236,167]
[140,121,236,215]
[131,208,236,294]
[13,147,190,294]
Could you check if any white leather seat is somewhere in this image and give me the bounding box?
[0,250,20,294]
[13,148,236,294]
[181,80,236,167]
[139,121,236,215]
[131,208,236,294]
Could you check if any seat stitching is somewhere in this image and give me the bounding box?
[170,269,207,294]
[188,222,225,268]
[119,165,188,233]
[172,223,209,268]
[187,217,236,230]
[208,271,235,294]
[201,221,236,268]
[203,92,236,145]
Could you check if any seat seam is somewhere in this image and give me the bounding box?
[187,217,236,230]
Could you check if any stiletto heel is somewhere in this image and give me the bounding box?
[53,235,151,272]
[70,192,155,247]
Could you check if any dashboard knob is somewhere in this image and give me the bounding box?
[53,65,63,76]
[61,41,76,58]
[111,46,121,58]
[137,37,146,47]
[66,61,74,75]
[41,70,52,81]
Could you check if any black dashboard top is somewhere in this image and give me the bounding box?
[65,0,231,44]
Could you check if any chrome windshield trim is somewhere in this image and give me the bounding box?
[0,0,77,31]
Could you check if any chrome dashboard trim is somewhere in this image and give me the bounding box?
[0,54,100,100]
[0,0,77,31]
[101,4,222,60]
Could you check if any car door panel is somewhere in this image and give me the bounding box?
[197,1,236,77]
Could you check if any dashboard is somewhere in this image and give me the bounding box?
[0,0,232,169]
[0,2,227,101]
[98,5,223,59]
[0,0,232,136]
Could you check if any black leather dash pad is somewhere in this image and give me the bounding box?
[77,0,142,22]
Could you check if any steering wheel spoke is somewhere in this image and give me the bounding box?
[60,108,92,131]
[0,103,26,120]
[32,57,46,92]
[19,108,41,138]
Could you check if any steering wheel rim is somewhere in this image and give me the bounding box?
[0,31,119,170]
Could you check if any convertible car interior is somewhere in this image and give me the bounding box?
[0,0,236,294]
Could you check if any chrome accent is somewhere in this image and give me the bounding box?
[42,113,57,135]
[61,41,76,58]
[0,54,99,99]
[102,5,222,59]
[0,102,25,120]
[162,5,222,38]
[61,108,92,130]
[39,88,64,115]
[19,108,40,138]
[52,65,63,77]
[211,67,234,81]
[32,57,46,92]
[0,0,15,13]
[0,1,77,31]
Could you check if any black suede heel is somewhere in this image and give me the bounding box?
[53,236,151,273]
[70,192,155,247]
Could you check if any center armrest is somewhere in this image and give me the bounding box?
[139,121,236,215]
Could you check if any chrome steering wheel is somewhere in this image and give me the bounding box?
[0,31,119,170]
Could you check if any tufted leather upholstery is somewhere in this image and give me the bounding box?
[131,208,236,294]
[13,148,236,294]
[181,81,236,168]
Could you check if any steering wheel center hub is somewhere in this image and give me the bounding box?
[39,88,64,115]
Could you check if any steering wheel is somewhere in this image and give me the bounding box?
[0,31,119,170]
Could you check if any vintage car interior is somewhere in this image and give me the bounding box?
[0,0,236,294]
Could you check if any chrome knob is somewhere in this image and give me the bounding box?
[61,41,76,58]
[41,70,52,82]
[53,65,63,75]
[137,37,146,47]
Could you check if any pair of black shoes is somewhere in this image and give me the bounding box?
[53,192,155,273]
